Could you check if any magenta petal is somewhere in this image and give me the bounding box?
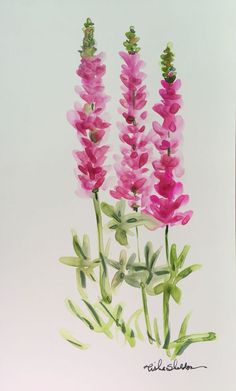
[133,178,146,190]
[181,210,193,225]
[170,103,180,114]
[169,121,176,132]
[139,152,149,168]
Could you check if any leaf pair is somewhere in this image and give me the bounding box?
[66,298,113,338]
[153,244,201,304]
[59,233,99,299]
[169,312,217,358]
[108,250,136,290]
[125,242,169,291]
[153,283,181,304]
[170,244,190,271]
[101,199,159,246]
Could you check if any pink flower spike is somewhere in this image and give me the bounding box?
[143,43,192,228]
[111,27,151,209]
[67,19,110,197]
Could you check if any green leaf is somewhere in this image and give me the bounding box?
[150,247,162,269]
[127,308,144,341]
[109,224,118,229]
[82,234,90,258]
[131,263,147,272]
[111,271,125,289]
[124,326,136,348]
[175,264,202,284]
[100,271,112,304]
[170,332,217,357]
[126,253,136,269]
[153,266,170,276]
[115,228,128,246]
[153,317,161,347]
[80,270,86,288]
[115,304,123,323]
[177,245,190,268]
[178,312,191,339]
[153,283,165,295]
[73,234,87,259]
[82,299,102,327]
[104,239,111,257]
[141,214,161,230]
[99,252,108,277]
[59,257,80,267]
[76,268,88,299]
[114,198,125,217]
[101,202,117,219]
[125,275,141,288]
[60,329,89,350]
[123,212,160,231]
[66,299,94,329]
[126,218,138,223]
[119,250,127,268]
[170,244,177,271]
[170,285,181,304]
[144,241,153,267]
[172,332,217,345]
[107,259,120,270]
[146,271,153,285]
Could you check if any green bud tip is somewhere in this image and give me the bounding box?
[123,26,140,54]
[79,17,97,58]
[160,42,177,83]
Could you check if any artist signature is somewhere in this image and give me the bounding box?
[143,359,207,372]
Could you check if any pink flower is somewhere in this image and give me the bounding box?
[67,21,110,197]
[143,45,192,226]
[111,41,152,209]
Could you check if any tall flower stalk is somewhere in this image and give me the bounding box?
[67,18,111,303]
[110,27,152,258]
[146,43,193,348]
[110,27,151,210]
[111,26,154,342]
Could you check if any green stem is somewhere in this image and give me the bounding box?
[163,289,170,349]
[165,225,169,265]
[135,226,141,263]
[92,190,104,253]
[141,283,153,344]
[92,190,111,303]
[163,225,171,350]
[133,206,141,262]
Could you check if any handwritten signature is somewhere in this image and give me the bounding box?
[143,359,207,372]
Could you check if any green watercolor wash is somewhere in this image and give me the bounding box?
[60,329,89,350]
[123,26,140,54]
[160,42,177,83]
[79,18,97,58]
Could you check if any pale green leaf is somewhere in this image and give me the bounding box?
[101,202,116,218]
[177,245,190,268]
[115,228,128,246]
[150,246,162,269]
[144,241,153,267]
[153,282,165,295]
[175,264,202,284]
[170,285,181,304]
[82,234,90,258]
[111,271,125,289]
[59,257,80,267]
[170,244,177,271]
[60,329,89,350]
[73,234,87,259]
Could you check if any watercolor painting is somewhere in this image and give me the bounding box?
[59,18,216,360]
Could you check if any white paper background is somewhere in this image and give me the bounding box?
[0,0,236,390]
